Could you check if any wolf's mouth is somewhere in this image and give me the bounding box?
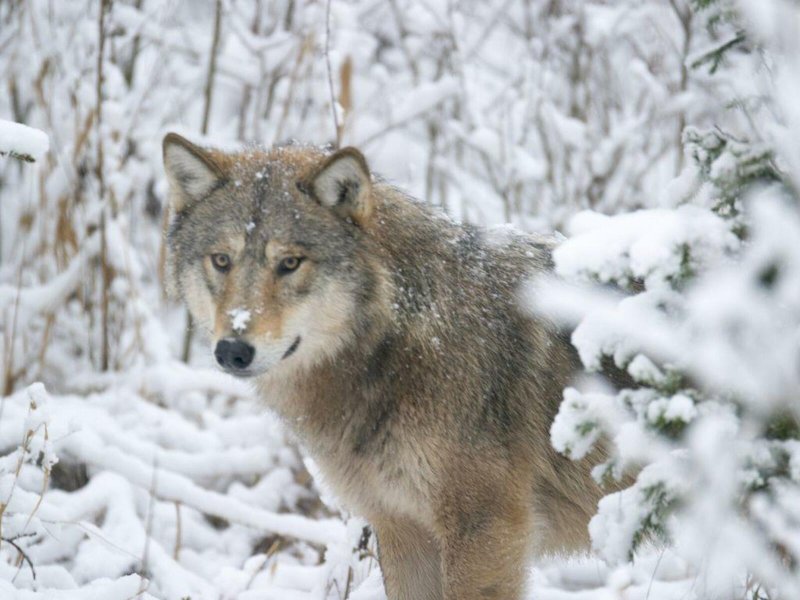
[224,367,257,378]
[282,336,301,360]
[219,336,301,378]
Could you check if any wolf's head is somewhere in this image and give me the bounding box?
[162,133,390,378]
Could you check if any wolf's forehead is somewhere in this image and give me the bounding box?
[223,173,304,239]
[231,145,324,183]
[232,160,295,195]
[220,147,330,237]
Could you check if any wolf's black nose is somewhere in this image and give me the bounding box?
[215,339,255,370]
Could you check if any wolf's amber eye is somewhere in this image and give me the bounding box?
[277,256,303,275]
[210,253,231,272]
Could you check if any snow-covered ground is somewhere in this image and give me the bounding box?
[2,0,800,598]
[0,369,365,599]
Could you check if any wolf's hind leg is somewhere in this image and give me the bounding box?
[373,516,443,600]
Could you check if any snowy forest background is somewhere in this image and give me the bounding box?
[1,0,799,598]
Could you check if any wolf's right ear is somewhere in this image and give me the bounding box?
[162,133,225,211]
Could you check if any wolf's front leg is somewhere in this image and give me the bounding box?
[437,496,532,600]
[373,516,443,600]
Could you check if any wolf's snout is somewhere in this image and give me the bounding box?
[214,338,255,371]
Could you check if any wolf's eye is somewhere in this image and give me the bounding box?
[210,253,231,273]
[277,256,303,275]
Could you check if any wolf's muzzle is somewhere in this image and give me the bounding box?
[215,338,255,372]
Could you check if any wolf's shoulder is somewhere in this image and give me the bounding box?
[484,223,559,253]
[373,185,560,274]
[470,222,559,275]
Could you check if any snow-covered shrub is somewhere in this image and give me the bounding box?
[535,1,800,597]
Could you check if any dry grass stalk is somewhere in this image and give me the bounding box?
[97,0,112,372]
[337,55,352,144]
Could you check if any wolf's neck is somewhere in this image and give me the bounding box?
[257,189,462,448]
[255,291,398,405]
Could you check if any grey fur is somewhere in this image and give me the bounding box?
[163,134,612,600]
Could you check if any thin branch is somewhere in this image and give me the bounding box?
[324,0,340,147]
[387,0,419,82]
[183,0,223,363]
[173,501,182,561]
[3,537,36,582]
[274,35,312,142]
[200,0,223,136]
[0,150,36,163]
[122,0,144,86]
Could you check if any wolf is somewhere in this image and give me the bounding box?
[162,133,609,600]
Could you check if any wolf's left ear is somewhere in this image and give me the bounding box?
[307,147,373,226]
[163,132,226,211]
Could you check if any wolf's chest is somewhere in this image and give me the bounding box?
[309,431,436,524]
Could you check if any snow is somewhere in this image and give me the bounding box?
[0,234,101,321]
[0,119,49,162]
[543,103,586,149]
[626,354,665,386]
[0,377,355,599]
[3,0,800,598]
[555,206,739,290]
[550,388,610,461]
[645,394,697,426]
[354,77,459,146]
[229,308,251,333]
[0,574,154,600]
[485,223,521,247]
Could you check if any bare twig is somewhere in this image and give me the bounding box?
[387,0,419,82]
[236,0,263,140]
[200,0,223,136]
[274,35,312,142]
[243,538,281,592]
[122,0,144,86]
[173,501,182,561]
[22,422,52,533]
[0,150,37,163]
[3,536,36,582]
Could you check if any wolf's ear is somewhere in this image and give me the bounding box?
[163,133,225,211]
[307,147,373,225]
